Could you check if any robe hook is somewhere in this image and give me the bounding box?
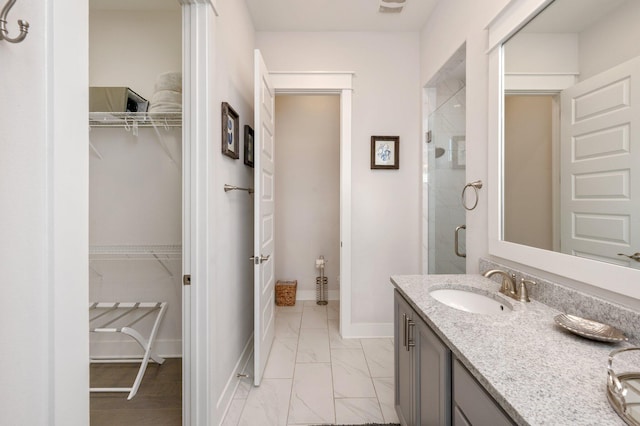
[0,0,29,44]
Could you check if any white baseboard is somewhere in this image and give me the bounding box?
[217,334,254,425]
[296,290,339,301]
[341,322,393,339]
[90,338,182,359]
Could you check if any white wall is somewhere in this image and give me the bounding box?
[208,1,256,423]
[504,33,579,74]
[579,0,640,81]
[0,0,89,424]
[89,8,182,101]
[256,32,421,328]
[0,4,49,421]
[274,95,341,300]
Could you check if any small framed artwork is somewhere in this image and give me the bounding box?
[221,102,239,159]
[371,136,400,169]
[244,125,254,168]
[451,135,466,169]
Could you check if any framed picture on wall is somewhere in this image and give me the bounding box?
[221,102,239,159]
[244,125,255,168]
[371,136,400,169]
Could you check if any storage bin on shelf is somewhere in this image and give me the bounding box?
[275,280,297,306]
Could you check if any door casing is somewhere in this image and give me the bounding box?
[269,72,354,337]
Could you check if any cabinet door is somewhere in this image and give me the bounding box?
[394,291,414,426]
[453,358,515,426]
[416,315,451,426]
[453,406,471,426]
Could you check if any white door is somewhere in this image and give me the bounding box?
[560,56,640,268]
[253,49,276,386]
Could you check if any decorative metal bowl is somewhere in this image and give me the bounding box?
[607,347,640,425]
[554,313,628,343]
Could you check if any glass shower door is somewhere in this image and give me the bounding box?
[426,81,466,275]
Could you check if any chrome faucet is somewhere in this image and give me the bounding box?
[482,269,536,302]
[482,269,517,298]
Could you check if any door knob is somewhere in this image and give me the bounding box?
[617,252,640,262]
[250,254,270,264]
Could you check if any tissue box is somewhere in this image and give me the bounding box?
[89,87,149,113]
[275,280,297,306]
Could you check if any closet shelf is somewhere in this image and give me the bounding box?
[90,244,181,257]
[89,111,182,128]
[89,245,181,277]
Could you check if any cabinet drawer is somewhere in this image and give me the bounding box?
[453,405,471,426]
[453,358,514,426]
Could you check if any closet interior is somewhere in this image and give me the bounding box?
[88,0,183,423]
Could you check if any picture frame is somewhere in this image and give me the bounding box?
[451,135,466,169]
[221,102,239,159]
[371,136,400,169]
[244,125,254,168]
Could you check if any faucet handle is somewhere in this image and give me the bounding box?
[517,278,535,302]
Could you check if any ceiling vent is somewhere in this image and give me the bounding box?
[379,0,406,13]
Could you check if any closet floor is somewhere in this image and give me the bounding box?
[222,300,398,426]
[90,357,182,426]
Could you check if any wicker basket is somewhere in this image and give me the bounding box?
[275,280,297,306]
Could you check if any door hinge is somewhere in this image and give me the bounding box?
[426,130,432,143]
[183,274,191,286]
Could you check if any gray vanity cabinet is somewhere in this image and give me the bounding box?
[394,290,451,426]
[452,359,514,426]
[395,291,414,425]
[395,290,515,426]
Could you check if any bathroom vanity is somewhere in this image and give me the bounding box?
[391,274,632,426]
[394,287,513,425]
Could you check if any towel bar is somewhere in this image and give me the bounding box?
[224,184,254,194]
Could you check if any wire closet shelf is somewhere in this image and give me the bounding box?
[89,111,182,129]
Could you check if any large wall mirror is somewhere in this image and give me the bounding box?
[488,0,640,301]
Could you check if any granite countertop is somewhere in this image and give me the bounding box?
[390,274,635,426]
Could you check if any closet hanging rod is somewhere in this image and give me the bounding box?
[0,0,29,44]
[224,184,254,194]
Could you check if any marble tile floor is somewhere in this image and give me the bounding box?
[222,300,398,426]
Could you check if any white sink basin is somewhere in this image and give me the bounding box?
[429,288,512,315]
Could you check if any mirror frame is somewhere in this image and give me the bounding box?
[487,0,640,301]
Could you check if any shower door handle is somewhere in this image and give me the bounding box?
[455,225,466,258]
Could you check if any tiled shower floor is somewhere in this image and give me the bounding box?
[222,300,398,426]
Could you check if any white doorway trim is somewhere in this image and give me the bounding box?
[48,0,90,423]
[181,1,211,425]
[269,72,355,338]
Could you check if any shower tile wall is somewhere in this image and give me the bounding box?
[424,49,466,275]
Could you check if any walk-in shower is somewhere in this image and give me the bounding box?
[423,45,467,275]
